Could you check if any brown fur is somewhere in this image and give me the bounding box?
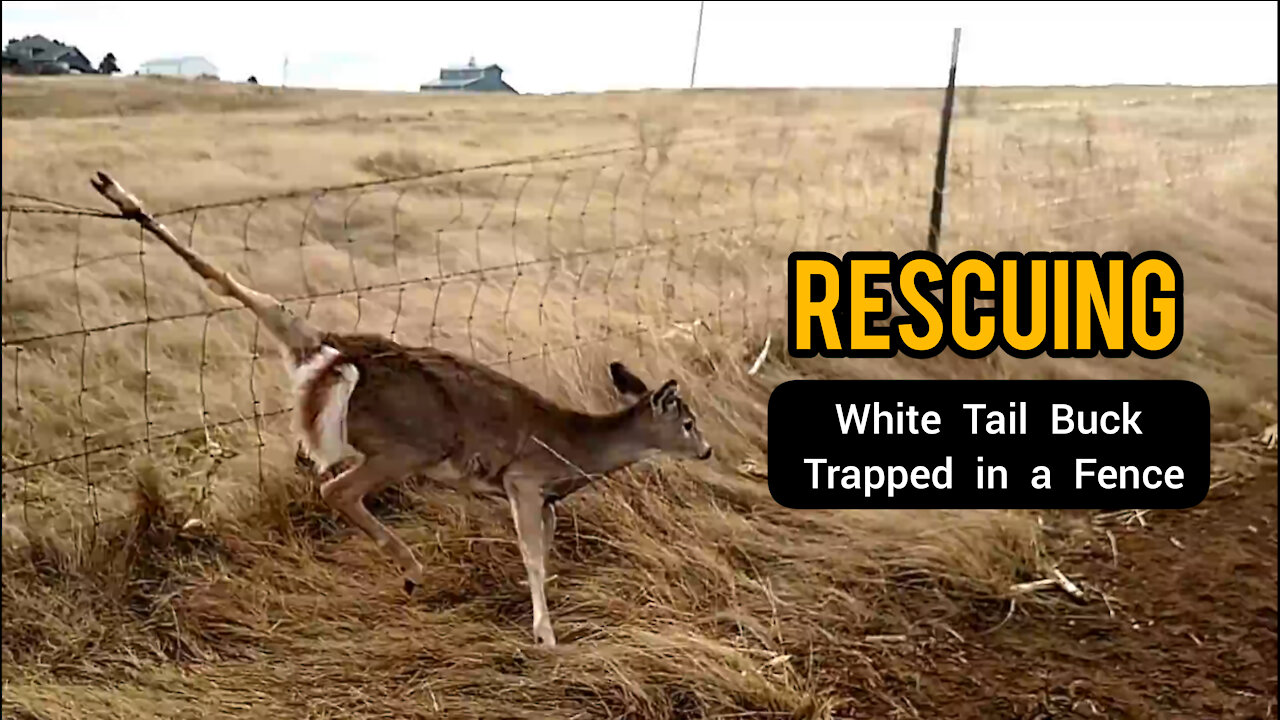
[314,331,674,492]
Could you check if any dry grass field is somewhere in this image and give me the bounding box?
[1,74,1276,718]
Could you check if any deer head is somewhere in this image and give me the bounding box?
[608,362,712,461]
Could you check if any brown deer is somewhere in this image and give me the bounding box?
[90,171,712,647]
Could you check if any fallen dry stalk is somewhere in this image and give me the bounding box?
[861,634,909,643]
[1009,567,1087,604]
[981,598,1018,635]
[1093,509,1152,527]
[1051,567,1087,603]
[1009,578,1058,594]
[747,333,771,376]
[1259,423,1277,449]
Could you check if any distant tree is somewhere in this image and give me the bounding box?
[98,52,119,75]
[247,75,258,85]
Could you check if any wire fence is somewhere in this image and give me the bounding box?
[2,87,1276,541]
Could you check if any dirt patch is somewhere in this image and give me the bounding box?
[878,437,1278,719]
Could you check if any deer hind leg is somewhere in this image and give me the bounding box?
[507,482,556,647]
[320,453,426,593]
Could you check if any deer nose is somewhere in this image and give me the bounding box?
[698,446,713,460]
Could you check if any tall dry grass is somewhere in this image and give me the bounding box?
[1,76,1276,718]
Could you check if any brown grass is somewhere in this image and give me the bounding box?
[1,75,1276,718]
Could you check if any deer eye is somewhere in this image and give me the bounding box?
[682,419,695,432]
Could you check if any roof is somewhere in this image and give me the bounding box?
[139,56,216,66]
[3,34,81,60]
[421,77,484,89]
[442,63,501,72]
[7,35,60,50]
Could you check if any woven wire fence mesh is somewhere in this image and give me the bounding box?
[2,89,1275,542]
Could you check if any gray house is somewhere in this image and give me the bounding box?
[1,35,96,75]
[420,58,517,93]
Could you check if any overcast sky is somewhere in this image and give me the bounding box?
[2,1,1276,93]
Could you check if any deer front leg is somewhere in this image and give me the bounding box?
[507,482,555,647]
[542,501,556,566]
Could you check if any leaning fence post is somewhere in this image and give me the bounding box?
[926,28,962,255]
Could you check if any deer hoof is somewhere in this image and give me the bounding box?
[534,624,557,648]
[403,565,425,596]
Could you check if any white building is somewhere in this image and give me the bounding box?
[137,56,218,79]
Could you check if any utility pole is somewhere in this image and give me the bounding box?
[689,0,705,88]
[282,54,289,88]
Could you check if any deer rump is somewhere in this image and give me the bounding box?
[292,332,548,494]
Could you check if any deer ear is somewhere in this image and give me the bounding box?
[610,362,649,400]
[651,379,681,412]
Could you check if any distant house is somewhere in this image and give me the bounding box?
[420,58,517,94]
[137,56,219,79]
[1,35,96,75]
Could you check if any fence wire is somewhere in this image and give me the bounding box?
[2,89,1275,540]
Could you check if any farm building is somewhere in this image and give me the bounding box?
[1,35,96,75]
[137,56,219,79]
[420,58,517,94]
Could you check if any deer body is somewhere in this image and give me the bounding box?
[89,172,711,647]
[300,331,685,493]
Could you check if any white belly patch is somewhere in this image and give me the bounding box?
[290,345,361,474]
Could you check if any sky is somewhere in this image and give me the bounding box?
[2,1,1276,94]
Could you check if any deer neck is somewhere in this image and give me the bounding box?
[549,404,657,477]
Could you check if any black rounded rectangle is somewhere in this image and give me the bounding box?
[767,380,1210,510]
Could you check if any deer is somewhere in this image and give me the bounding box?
[89,171,713,647]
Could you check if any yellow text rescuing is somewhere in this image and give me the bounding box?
[787,250,1183,359]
